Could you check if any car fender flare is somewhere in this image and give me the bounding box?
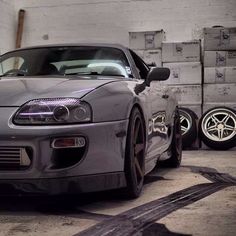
[126,100,147,152]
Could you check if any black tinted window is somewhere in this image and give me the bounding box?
[0,47,132,78]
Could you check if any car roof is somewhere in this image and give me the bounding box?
[5,43,129,53]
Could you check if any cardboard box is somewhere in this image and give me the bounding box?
[162,41,200,62]
[203,103,236,113]
[204,51,236,67]
[163,62,202,85]
[203,83,236,103]
[180,105,202,120]
[129,30,165,50]
[168,85,202,105]
[135,49,162,67]
[204,27,236,50]
[134,50,144,59]
[204,67,236,83]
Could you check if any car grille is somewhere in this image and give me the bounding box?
[0,147,32,170]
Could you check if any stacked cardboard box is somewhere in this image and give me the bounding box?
[129,33,202,118]
[203,27,236,113]
[162,40,202,119]
[129,30,165,67]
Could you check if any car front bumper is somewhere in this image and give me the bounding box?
[0,107,128,194]
[0,172,126,195]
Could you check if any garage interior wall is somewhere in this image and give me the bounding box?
[0,0,236,52]
[10,0,236,48]
[0,0,16,54]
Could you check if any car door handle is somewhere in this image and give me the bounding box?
[162,94,169,99]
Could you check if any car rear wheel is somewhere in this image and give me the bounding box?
[179,108,197,149]
[164,109,182,167]
[124,108,145,198]
[199,107,236,150]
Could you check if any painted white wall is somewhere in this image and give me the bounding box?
[13,0,236,48]
[1,0,236,51]
[0,0,16,54]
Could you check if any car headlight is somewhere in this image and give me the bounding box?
[13,98,92,125]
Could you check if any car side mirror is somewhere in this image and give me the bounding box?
[145,67,170,86]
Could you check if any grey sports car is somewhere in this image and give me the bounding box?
[0,44,182,198]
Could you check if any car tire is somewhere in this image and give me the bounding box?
[164,109,182,168]
[179,108,198,149]
[199,107,236,150]
[124,107,145,199]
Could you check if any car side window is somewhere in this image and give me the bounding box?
[129,50,150,79]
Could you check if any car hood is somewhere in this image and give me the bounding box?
[0,77,117,106]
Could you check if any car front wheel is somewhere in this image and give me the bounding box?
[124,107,145,198]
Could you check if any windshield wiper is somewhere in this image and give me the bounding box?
[101,74,125,77]
[78,71,100,75]
[77,72,125,77]
[1,69,27,77]
[66,72,125,77]
[65,72,99,76]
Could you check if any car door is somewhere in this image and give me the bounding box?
[129,50,169,161]
[150,80,170,148]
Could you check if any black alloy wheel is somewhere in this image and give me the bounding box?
[124,107,145,198]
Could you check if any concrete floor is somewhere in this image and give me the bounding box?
[0,150,235,236]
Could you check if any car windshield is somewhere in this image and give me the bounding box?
[0,46,132,78]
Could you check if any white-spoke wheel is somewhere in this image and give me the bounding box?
[179,111,192,135]
[202,109,236,142]
[200,107,236,150]
[179,108,198,149]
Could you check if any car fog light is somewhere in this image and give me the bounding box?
[51,137,86,149]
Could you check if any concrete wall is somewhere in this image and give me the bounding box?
[0,0,16,54]
[13,0,236,48]
[1,0,235,50]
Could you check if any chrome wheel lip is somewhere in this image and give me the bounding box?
[179,110,192,135]
[201,108,236,142]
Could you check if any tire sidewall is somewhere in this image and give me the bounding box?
[172,109,183,166]
[124,108,145,198]
[163,109,183,168]
[199,106,236,150]
[179,107,198,149]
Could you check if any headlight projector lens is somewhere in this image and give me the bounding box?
[74,107,87,121]
[53,105,70,122]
